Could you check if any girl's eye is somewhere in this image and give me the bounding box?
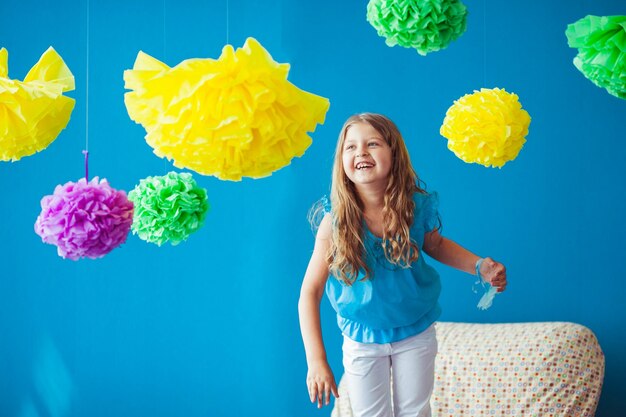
[368,142,379,147]
[345,145,356,151]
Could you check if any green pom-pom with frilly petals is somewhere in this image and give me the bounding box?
[366,0,468,56]
[128,172,209,246]
[566,15,626,100]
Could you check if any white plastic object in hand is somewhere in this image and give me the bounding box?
[475,258,497,310]
[477,285,497,310]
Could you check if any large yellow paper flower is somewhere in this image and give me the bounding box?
[124,37,330,181]
[0,47,75,162]
[440,88,530,168]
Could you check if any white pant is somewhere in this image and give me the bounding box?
[342,324,437,417]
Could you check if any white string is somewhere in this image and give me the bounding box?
[163,0,167,58]
[85,0,90,152]
[163,0,168,173]
[81,0,91,181]
[483,0,487,88]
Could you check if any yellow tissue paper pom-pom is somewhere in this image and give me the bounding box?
[440,88,531,168]
[0,47,75,162]
[124,37,330,181]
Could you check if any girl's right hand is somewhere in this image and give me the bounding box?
[480,257,507,292]
[306,359,339,408]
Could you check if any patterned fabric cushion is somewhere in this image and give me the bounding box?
[332,322,604,417]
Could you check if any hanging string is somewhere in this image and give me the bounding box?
[83,0,90,181]
[483,0,487,88]
[163,0,168,174]
[163,0,167,59]
[226,0,230,45]
[83,150,89,181]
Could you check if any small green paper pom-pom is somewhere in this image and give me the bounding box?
[128,172,209,246]
[566,15,626,100]
[366,0,468,56]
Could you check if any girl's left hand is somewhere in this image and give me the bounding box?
[480,257,507,292]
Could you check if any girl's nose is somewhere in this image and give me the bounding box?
[356,147,369,158]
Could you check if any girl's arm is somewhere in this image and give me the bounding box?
[423,229,507,292]
[298,214,339,408]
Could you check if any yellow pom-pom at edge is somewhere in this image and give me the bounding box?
[440,88,531,168]
[0,47,75,162]
[124,37,330,181]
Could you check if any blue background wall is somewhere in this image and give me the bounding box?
[1,0,624,416]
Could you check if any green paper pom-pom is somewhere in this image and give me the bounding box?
[128,172,209,246]
[366,0,468,56]
[566,15,626,100]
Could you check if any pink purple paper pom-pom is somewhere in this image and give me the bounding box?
[34,177,134,260]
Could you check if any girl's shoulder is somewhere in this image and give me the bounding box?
[412,190,440,231]
[316,212,332,240]
[413,189,438,207]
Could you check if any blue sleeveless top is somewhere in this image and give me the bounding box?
[324,192,442,344]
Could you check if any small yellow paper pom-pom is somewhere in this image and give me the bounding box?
[0,47,75,162]
[124,37,330,181]
[440,88,531,168]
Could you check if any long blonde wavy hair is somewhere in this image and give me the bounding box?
[318,113,430,285]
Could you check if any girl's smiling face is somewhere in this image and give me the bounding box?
[342,122,392,189]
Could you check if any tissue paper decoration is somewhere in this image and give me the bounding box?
[440,88,531,168]
[128,172,209,246]
[124,37,330,180]
[0,47,75,161]
[566,15,626,99]
[366,0,468,55]
[34,178,134,260]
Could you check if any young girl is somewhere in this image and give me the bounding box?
[298,113,507,417]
